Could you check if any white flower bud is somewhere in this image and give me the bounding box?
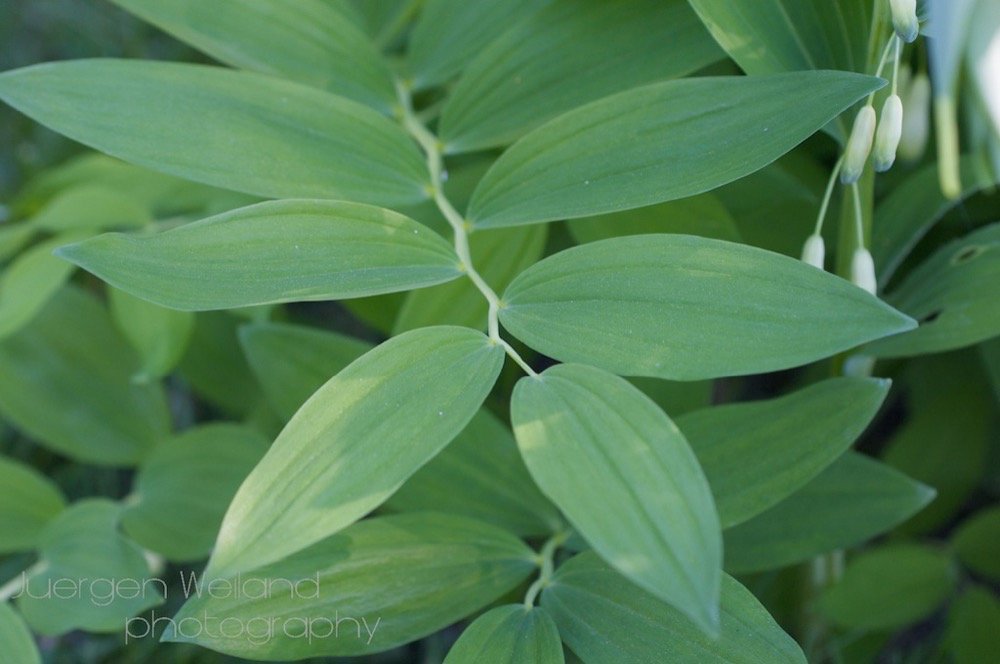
[841,105,877,184]
[898,72,931,161]
[850,247,878,295]
[800,234,826,269]
[890,0,919,43]
[873,94,904,172]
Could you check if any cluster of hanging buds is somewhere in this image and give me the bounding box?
[800,0,922,296]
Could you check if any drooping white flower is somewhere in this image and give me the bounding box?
[873,94,904,172]
[841,105,876,184]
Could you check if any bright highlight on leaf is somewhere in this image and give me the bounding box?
[207,326,505,577]
[512,363,722,634]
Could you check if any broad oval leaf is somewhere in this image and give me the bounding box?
[405,0,548,90]
[819,545,954,631]
[17,500,162,635]
[0,286,170,465]
[444,604,564,664]
[866,222,1000,357]
[394,224,547,333]
[121,424,271,562]
[541,552,806,664]
[57,200,461,311]
[165,513,537,658]
[387,408,563,537]
[28,184,150,232]
[439,0,722,153]
[0,455,66,553]
[512,363,722,633]
[110,0,397,111]
[239,321,372,421]
[948,587,1000,664]
[0,603,40,664]
[500,235,916,380]
[467,71,882,228]
[677,377,891,527]
[109,287,194,381]
[952,506,1000,581]
[0,59,428,205]
[723,452,936,573]
[207,326,505,577]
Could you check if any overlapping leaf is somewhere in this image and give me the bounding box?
[111,0,397,110]
[0,455,66,553]
[444,605,564,664]
[166,514,537,658]
[439,0,722,153]
[541,552,806,664]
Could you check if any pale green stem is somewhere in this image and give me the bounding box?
[867,35,899,104]
[813,155,845,235]
[523,531,569,608]
[0,562,47,603]
[395,79,538,377]
[851,183,866,248]
[891,35,902,95]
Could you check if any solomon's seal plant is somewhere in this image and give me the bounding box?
[0,0,998,662]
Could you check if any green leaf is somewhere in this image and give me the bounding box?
[512,363,721,633]
[723,452,935,573]
[948,587,1000,664]
[121,424,270,562]
[387,409,562,537]
[0,59,428,205]
[17,500,162,635]
[110,0,397,111]
[445,604,563,664]
[541,552,806,664]
[677,377,891,527]
[0,455,66,553]
[819,545,954,631]
[467,71,881,228]
[0,286,170,465]
[0,224,34,262]
[165,513,536,658]
[500,235,915,380]
[177,311,265,418]
[207,326,505,577]
[239,321,372,421]
[567,194,741,246]
[871,156,986,284]
[406,0,548,90]
[952,506,1000,581]
[0,603,40,664]
[28,184,150,232]
[439,0,722,153]
[57,200,461,311]
[866,222,1000,357]
[109,287,194,381]
[394,224,546,333]
[882,351,992,534]
[0,231,87,340]
[714,154,824,257]
[629,377,713,417]
[687,0,871,142]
